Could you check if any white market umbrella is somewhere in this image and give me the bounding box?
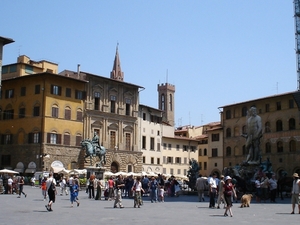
[0,169,19,174]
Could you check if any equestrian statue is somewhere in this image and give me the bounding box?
[81,132,106,167]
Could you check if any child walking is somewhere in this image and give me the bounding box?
[159,184,165,202]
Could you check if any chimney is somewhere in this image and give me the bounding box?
[77,64,80,79]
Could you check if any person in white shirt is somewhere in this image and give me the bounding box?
[60,177,68,196]
[45,173,56,212]
[132,176,144,208]
[209,173,218,208]
[7,176,13,194]
[291,173,300,214]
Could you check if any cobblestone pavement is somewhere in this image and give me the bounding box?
[0,186,298,225]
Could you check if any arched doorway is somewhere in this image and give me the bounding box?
[111,162,119,173]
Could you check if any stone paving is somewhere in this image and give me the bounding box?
[0,186,298,225]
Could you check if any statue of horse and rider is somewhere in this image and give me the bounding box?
[81,132,106,167]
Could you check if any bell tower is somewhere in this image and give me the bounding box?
[157,83,175,126]
[110,44,124,81]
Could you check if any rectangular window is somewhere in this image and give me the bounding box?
[175,157,181,164]
[167,157,173,164]
[184,157,187,164]
[52,107,59,118]
[3,110,14,120]
[157,142,160,151]
[10,65,17,72]
[289,99,294,109]
[77,111,82,121]
[51,85,61,95]
[151,157,154,164]
[150,137,155,150]
[35,85,40,94]
[66,88,71,97]
[5,89,14,98]
[65,109,71,120]
[143,113,146,120]
[212,133,219,142]
[125,99,131,116]
[28,132,40,144]
[163,156,166,163]
[157,158,160,165]
[20,87,26,96]
[94,92,100,110]
[276,102,281,110]
[47,133,61,144]
[142,136,146,149]
[125,133,131,151]
[265,103,270,112]
[110,131,116,149]
[176,144,180,151]
[2,66,8,74]
[33,106,40,117]
[110,95,116,113]
[177,169,181,175]
[25,65,33,74]
[199,162,202,170]
[50,134,57,144]
[76,136,81,146]
[19,108,25,118]
[75,90,86,100]
[190,146,196,152]
[204,162,207,170]
[163,143,166,150]
[170,168,174,175]
[64,134,70,145]
[168,143,171,150]
[2,134,13,144]
[183,145,188,151]
[212,148,218,157]
[143,156,146,164]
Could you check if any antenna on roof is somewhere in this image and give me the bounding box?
[166,69,168,84]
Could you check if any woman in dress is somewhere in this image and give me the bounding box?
[223,176,237,217]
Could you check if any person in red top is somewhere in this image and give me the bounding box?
[223,176,237,217]
[108,176,115,201]
[41,176,47,201]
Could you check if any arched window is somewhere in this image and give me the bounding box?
[265,142,271,153]
[277,141,283,153]
[289,140,296,152]
[289,118,296,130]
[276,120,283,132]
[226,146,231,156]
[203,148,207,156]
[265,122,271,133]
[65,106,71,120]
[226,128,231,137]
[51,104,59,118]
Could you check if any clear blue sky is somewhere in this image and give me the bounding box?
[1,1,296,126]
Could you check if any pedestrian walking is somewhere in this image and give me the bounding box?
[132,176,144,208]
[70,179,80,207]
[17,176,27,198]
[223,176,237,217]
[291,173,300,214]
[149,176,158,203]
[40,176,47,200]
[217,175,225,208]
[113,175,125,208]
[60,177,68,196]
[269,174,277,203]
[209,173,217,208]
[45,173,56,212]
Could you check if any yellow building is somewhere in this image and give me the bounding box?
[219,91,300,176]
[0,56,86,174]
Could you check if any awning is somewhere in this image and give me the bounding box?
[25,168,36,174]
[51,166,65,173]
[14,168,24,173]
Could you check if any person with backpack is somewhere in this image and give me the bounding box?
[149,176,158,203]
[45,173,56,212]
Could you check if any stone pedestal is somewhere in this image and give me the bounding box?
[85,166,105,180]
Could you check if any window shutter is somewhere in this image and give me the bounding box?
[57,134,62,144]
[47,133,51,143]
[28,133,33,144]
